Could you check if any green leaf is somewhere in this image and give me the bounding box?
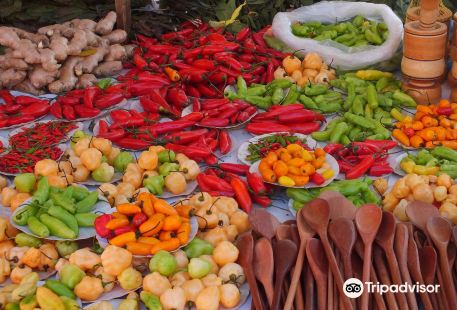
[214,0,236,21]
[0,0,22,18]
[97,78,112,90]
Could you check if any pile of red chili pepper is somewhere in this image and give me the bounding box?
[9,121,77,150]
[323,140,397,179]
[0,90,51,128]
[0,146,63,174]
[246,104,324,135]
[50,85,126,120]
[197,164,271,213]
[191,98,256,127]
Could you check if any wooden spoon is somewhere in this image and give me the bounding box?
[426,216,457,308]
[249,208,280,241]
[406,201,439,232]
[254,237,274,307]
[237,232,264,310]
[355,204,383,310]
[302,199,353,310]
[289,224,305,310]
[303,262,315,310]
[407,229,434,310]
[284,208,314,310]
[306,238,329,310]
[419,246,440,310]
[276,223,292,241]
[319,191,356,220]
[373,245,398,310]
[272,239,297,310]
[328,217,356,280]
[394,223,418,310]
[374,211,408,309]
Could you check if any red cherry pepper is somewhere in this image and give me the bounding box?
[94,214,113,238]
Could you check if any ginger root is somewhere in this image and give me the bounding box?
[15,78,45,96]
[29,66,58,89]
[0,68,27,88]
[103,29,127,45]
[75,39,109,75]
[76,74,97,89]
[0,53,29,70]
[94,61,123,77]
[48,56,81,93]
[95,11,117,35]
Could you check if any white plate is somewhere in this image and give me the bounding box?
[96,214,199,257]
[391,136,418,151]
[142,180,198,199]
[181,105,257,129]
[237,132,318,165]
[8,121,84,146]
[12,196,112,240]
[84,298,146,310]
[388,152,411,177]
[249,153,339,188]
[76,172,123,186]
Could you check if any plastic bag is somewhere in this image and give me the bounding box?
[272,1,404,70]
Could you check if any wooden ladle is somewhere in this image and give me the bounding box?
[284,208,314,310]
[237,232,264,310]
[249,208,280,241]
[355,204,383,310]
[306,238,329,310]
[271,239,298,310]
[301,199,353,310]
[254,237,274,307]
[426,216,457,308]
[374,211,408,309]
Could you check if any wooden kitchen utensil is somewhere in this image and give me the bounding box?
[254,237,275,307]
[373,246,399,310]
[318,191,356,220]
[328,217,356,281]
[272,239,298,310]
[249,208,279,241]
[307,238,329,310]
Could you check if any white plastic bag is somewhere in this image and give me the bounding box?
[272,1,403,70]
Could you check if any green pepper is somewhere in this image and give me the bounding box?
[376,77,390,92]
[33,176,50,204]
[351,95,365,116]
[48,205,79,235]
[246,85,266,96]
[51,193,76,214]
[353,40,368,47]
[344,112,375,129]
[267,78,292,90]
[75,191,98,213]
[365,29,383,45]
[114,152,134,172]
[60,296,79,310]
[158,162,179,177]
[340,135,351,145]
[361,187,381,204]
[140,291,162,310]
[291,23,309,36]
[304,84,328,96]
[281,85,298,105]
[311,129,331,141]
[438,167,457,178]
[224,90,240,101]
[158,150,176,163]
[19,294,37,309]
[335,32,355,44]
[75,213,97,227]
[343,83,356,110]
[143,175,164,195]
[245,95,272,109]
[70,186,89,202]
[12,203,37,226]
[40,214,76,239]
[330,79,348,91]
[27,216,50,238]
[59,264,85,289]
[62,186,74,200]
[348,126,362,141]
[45,279,75,299]
[319,101,342,113]
[382,30,389,41]
[431,146,457,162]
[299,94,318,110]
[5,303,20,310]
[344,76,367,87]
[366,84,378,109]
[55,241,78,258]
[364,104,373,118]
[271,88,284,104]
[15,233,42,248]
[35,200,53,219]
[352,15,364,27]
[329,122,349,143]
[184,238,214,258]
[236,76,247,97]
[286,188,318,203]
[416,150,434,165]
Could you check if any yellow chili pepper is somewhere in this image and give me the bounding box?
[355,69,392,80]
[278,176,295,187]
[400,157,415,174]
[390,108,405,122]
[413,165,439,175]
[322,169,334,180]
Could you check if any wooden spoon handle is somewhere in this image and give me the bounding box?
[303,263,315,310]
[361,244,372,310]
[272,274,286,310]
[284,242,306,310]
[316,277,328,310]
[438,249,457,308]
[385,249,409,309]
[373,249,399,310]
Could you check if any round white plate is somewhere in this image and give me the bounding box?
[249,153,339,188]
[181,105,257,129]
[8,121,84,146]
[237,132,318,165]
[12,196,111,240]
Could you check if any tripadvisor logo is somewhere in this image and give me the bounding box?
[343,278,439,298]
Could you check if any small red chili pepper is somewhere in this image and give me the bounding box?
[231,177,252,213]
[218,163,249,175]
[133,52,149,70]
[132,213,148,227]
[166,143,211,160]
[98,120,109,135]
[140,96,160,113]
[94,93,124,109]
[368,165,393,177]
[186,85,200,98]
[236,27,250,42]
[199,118,229,127]
[74,105,101,118]
[192,59,217,71]
[246,171,267,195]
[98,128,126,142]
[219,130,231,154]
[338,160,354,174]
[252,195,272,208]
[310,173,326,185]
[166,87,188,109]
[116,137,151,150]
[165,129,209,144]
[114,225,136,236]
[323,143,344,155]
[346,156,376,179]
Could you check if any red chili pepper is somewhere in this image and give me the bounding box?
[83,86,101,108]
[362,139,397,150]
[0,90,14,105]
[149,89,179,117]
[310,173,326,185]
[134,71,170,84]
[230,177,252,213]
[253,104,304,120]
[139,96,160,113]
[236,27,251,42]
[62,105,76,120]
[57,96,81,106]
[14,96,42,106]
[201,174,233,192]
[337,160,354,173]
[246,122,291,135]
[323,143,344,155]
[133,52,149,70]
[98,128,126,142]
[98,120,109,135]
[218,163,249,175]
[148,119,196,136]
[287,122,321,134]
[4,104,22,114]
[165,129,209,144]
[127,81,163,96]
[252,195,272,208]
[278,109,317,123]
[219,130,232,154]
[180,112,204,123]
[94,214,113,238]
[50,101,63,119]
[116,137,151,150]
[243,37,256,51]
[192,59,217,71]
[436,107,453,116]
[94,93,124,109]
[179,69,208,83]
[207,33,226,42]
[186,85,200,98]
[199,118,229,127]
[247,171,267,194]
[166,87,188,109]
[73,105,101,118]
[201,98,230,110]
[114,225,136,236]
[110,110,131,122]
[369,165,393,177]
[132,212,148,227]
[346,156,375,179]
[206,138,218,152]
[7,114,35,126]
[350,142,381,155]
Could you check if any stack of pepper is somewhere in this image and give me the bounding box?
[323,140,397,179]
[246,104,324,135]
[50,85,126,121]
[196,163,270,213]
[0,90,51,128]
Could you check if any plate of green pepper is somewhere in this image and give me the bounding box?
[11,183,111,240]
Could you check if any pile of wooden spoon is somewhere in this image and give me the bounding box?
[238,191,457,310]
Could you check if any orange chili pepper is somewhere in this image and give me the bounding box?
[439,99,450,108]
[392,129,411,146]
[159,230,176,241]
[259,159,271,172]
[150,238,180,254]
[105,218,129,230]
[417,105,433,114]
[287,158,305,167]
[261,169,276,182]
[299,163,316,176]
[139,213,165,236]
[265,152,278,166]
[109,231,136,247]
[176,222,191,244]
[435,127,446,141]
[418,128,437,141]
[162,214,182,231]
[446,129,457,140]
[410,135,424,148]
[414,111,426,121]
[117,203,142,215]
[164,67,180,82]
[126,242,154,255]
[154,199,178,216]
[411,121,424,131]
[312,156,326,169]
[421,116,438,128]
[314,148,326,158]
[111,212,127,219]
[175,205,195,218]
[137,237,160,245]
[273,160,288,177]
[279,152,292,162]
[439,140,457,149]
[450,114,457,121]
[440,118,452,128]
[137,192,155,217]
[287,174,309,186]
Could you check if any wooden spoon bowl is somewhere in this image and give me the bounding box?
[254,237,274,307]
[406,201,440,232]
[249,208,280,241]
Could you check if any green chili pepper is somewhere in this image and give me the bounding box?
[246,85,266,96]
[365,29,383,45]
[15,232,42,248]
[51,193,76,214]
[267,78,292,90]
[330,79,348,91]
[348,126,362,141]
[304,84,328,96]
[271,88,284,104]
[367,84,378,109]
[329,122,349,143]
[299,94,318,110]
[382,30,389,41]
[75,191,98,213]
[33,177,50,204]
[225,90,240,101]
[343,83,356,110]
[364,104,373,118]
[311,129,331,141]
[431,146,457,162]
[319,101,342,113]
[352,15,364,27]
[376,77,390,92]
[62,186,74,200]
[70,186,89,202]
[13,203,37,226]
[344,112,375,129]
[286,188,318,204]
[283,85,299,105]
[40,214,77,239]
[140,291,162,310]
[75,213,97,227]
[27,216,50,237]
[48,205,79,235]
[60,296,79,310]
[245,95,272,109]
[236,76,247,97]
[353,40,368,47]
[344,76,367,87]
[392,90,416,107]
[352,95,365,116]
[340,135,351,145]
[60,264,85,289]
[45,279,76,299]
[361,187,381,204]
[291,23,309,36]
[335,33,355,43]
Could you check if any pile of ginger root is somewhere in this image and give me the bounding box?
[0,11,135,94]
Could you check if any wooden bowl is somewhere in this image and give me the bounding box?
[401,56,446,79]
[401,77,442,105]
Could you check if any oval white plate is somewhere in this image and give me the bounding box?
[181,105,257,129]
[8,121,84,146]
[237,132,318,165]
[249,154,339,188]
[12,196,111,240]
